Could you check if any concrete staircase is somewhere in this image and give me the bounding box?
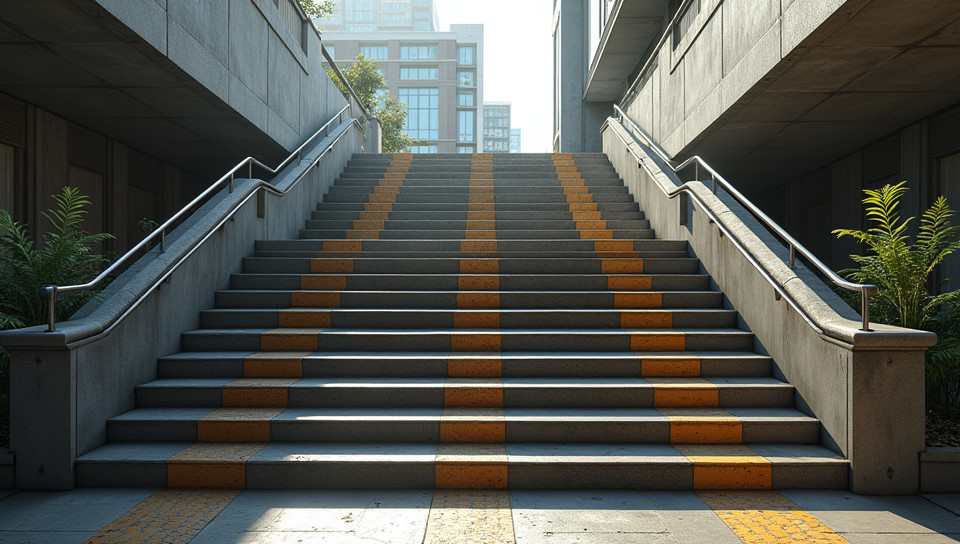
[76,153,848,490]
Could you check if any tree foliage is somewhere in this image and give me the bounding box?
[326,55,419,153]
[0,186,114,329]
[299,0,334,20]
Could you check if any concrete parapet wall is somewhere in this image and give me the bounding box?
[603,119,935,494]
[0,119,363,490]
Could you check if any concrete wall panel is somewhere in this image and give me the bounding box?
[268,32,303,133]
[93,0,168,54]
[167,18,230,103]
[683,11,722,118]
[168,0,229,65]
[228,0,269,102]
[722,0,780,76]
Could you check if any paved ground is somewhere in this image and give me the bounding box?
[0,488,958,543]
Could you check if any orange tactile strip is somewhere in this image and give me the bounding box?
[433,449,509,491]
[440,408,505,442]
[649,378,719,407]
[445,378,504,408]
[166,443,264,488]
[196,408,282,443]
[641,358,701,377]
[447,356,503,378]
[222,378,296,408]
[699,490,849,539]
[347,154,410,240]
[85,489,240,541]
[243,353,310,378]
[684,446,773,490]
[662,409,743,444]
[621,311,673,328]
[630,333,685,351]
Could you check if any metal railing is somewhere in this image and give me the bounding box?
[610,105,876,332]
[40,44,371,333]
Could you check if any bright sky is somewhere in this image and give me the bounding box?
[435,0,554,152]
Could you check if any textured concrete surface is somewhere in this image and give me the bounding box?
[0,489,959,543]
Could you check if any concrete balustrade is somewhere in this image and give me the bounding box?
[603,118,936,494]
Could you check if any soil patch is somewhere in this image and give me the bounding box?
[927,411,960,447]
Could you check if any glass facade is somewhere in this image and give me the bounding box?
[400,67,439,80]
[457,46,475,66]
[457,91,475,107]
[410,145,438,154]
[458,110,475,143]
[399,87,439,140]
[483,104,511,153]
[400,45,439,60]
[457,70,475,87]
[360,45,388,59]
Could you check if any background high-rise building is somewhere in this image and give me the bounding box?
[510,128,522,153]
[482,102,511,153]
[318,0,439,32]
[325,23,484,153]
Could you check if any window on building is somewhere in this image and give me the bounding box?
[400,67,439,80]
[400,45,439,60]
[346,0,374,21]
[381,2,408,11]
[672,0,701,49]
[457,70,475,87]
[345,24,376,31]
[410,145,438,154]
[458,146,475,153]
[457,46,475,66]
[360,45,388,59]
[457,91,475,107]
[458,110,475,143]
[399,87,439,140]
[380,12,411,24]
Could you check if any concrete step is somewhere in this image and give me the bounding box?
[322,193,637,204]
[134,377,795,409]
[298,229,657,240]
[196,308,739,330]
[157,352,774,379]
[302,219,651,231]
[308,210,646,221]
[180,328,757,352]
[316,202,642,212]
[213,290,723,309]
[105,406,819,444]
[229,273,712,292]
[240,257,698,275]
[75,442,848,490]
[254,238,680,253]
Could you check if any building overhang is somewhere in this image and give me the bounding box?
[0,0,288,180]
[584,0,668,103]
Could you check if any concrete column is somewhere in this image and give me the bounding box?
[9,347,77,490]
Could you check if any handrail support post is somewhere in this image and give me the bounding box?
[248,161,252,179]
[43,286,57,332]
[161,229,166,253]
[861,290,871,331]
[229,173,234,193]
[789,245,795,267]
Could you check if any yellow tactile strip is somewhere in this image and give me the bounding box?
[347,154,410,240]
[243,352,310,378]
[663,408,743,444]
[166,443,265,488]
[435,444,508,489]
[681,445,772,490]
[84,489,239,543]
[699,491,849,542]
[423,489,515,542]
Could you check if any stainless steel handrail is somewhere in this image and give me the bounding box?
[610,105,876,332]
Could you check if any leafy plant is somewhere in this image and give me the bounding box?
[0,186,115,329]
[299,0,334,21]
[834,181,960,414]
[833,181,960,330]
[138,217,159,235]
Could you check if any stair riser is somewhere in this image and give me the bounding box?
[180,331,756,352]
[309,211,646,221]
[241,258,698,275]
[229,274,712,292]
[75,459,848,490]
[323,194,637,204]
[256,239,680,252]
[214,291,722,309]
[303,220,651,230]
[316,202,642,212]
[157,356,773,379]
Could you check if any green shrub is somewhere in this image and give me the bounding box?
[0,187,114,424]
[834,181,960,414]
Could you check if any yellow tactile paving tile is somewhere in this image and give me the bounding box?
[663,408,743,444]
[310,258,354,274]
[451,332,502,351]
[278,309,332,328]
[683,447,772,490]
[197,408,283,442]
[608,275,654,291]
[367,193,397,204]
[321,240,363,252]
[594,240,632,252]
[469,194,496,204]
[699,491,849,542]
[222,378,296,407]
[464,230,496,239]
[457,292,501,308]
[569,202,599,211]
[614,293,663,308]
[434,445,509,490]
[566,194,594,204]
[460,259,499,274]
[243,352,309,378]
[84,489,240,542]
[352,219,386,230]
[467,202,496,212]
[260,329,321,351]
[630,333,685,351]
[641,357,702,377]
[563,185,589,195]
[602,259,644,274]
[448,357,503,378]
[581,229,614,239]
[364,202,393,212]
[572,210,602,221]
[300,275,347,290]
[621,311,673,328]
[440,408,505,442]
[454,311,501,328]
[345,229,380,240]
[466,220,496,231]
[166,443,264,489]
[461,240,498,253]
[467,210,496,221]
[358,211,391,221]
[445,378,504,407]
[458,275,500,291]
[649,378,719,407]
[290,291,340,308]
[373,186,400,195]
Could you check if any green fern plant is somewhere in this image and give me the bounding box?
[833,181,960,330]
[0,186,115,329]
